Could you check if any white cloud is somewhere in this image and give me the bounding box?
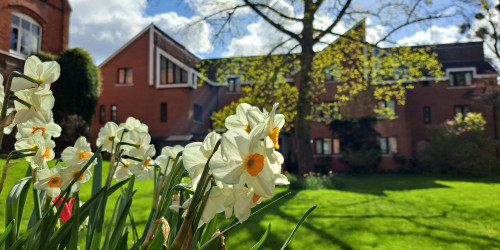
[396,25,463,46]
[69,0,213,64]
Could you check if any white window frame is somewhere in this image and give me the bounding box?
[225,74,244,94]
[380,137,398,155]
[10,12,41,57]
[446,67,476,88]
[155,48,194,89]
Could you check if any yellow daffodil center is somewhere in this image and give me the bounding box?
[270,127,280,149]
[42,147,51,159]
[108,136,114,142]
[79,150,90,160]
[144,158,152,169]
[32,126,46,136]
[170,157,176,165]
[31,144,38,153]
[48,177,61,188]
[252,194,261,203]
[123,162,129,169]
[244,153,265,176]
[72,171,85,181]
[36,78,44,84]
[245,124,251,133]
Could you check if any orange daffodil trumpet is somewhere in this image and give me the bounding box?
[33,164,65,198]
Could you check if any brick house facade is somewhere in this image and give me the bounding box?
[90,24,499,172]
[0,0,71,76]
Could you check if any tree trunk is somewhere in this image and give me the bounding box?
[295,1,315,175]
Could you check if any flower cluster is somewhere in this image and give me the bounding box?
[95,103,289,224]
[184,103,289,223]
[4,56,98,198]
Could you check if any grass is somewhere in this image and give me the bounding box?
[1,160,500,249]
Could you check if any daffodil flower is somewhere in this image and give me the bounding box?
[16,111,61,140]
[160,145,184,169]
[119,117,148,133]
[121,130,151,153]
[14,131,55,169]
[114,158,132,181]
[128,145,156,181]
[13,89,55,124]
[33,164,64,198]
[96,122,120,153]
[61,137,95,166]
[225,103,252,132]
[200,184,233,225]
[248,103,285,151]
[60,163,92,193]
[183,131,221,188]
[11,55,60,95]
[230,184,262,223]
[210,124,278,198]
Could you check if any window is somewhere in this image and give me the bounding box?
[111,105,117,122]
[161,102,167,122]
[455,105,471,117]
[193,104,202,122]
[117,68,133,84]
[380,137,398,155]
[423,106,431,124]
[377,100,396,118]
[160,54,188,84]
[314,138,340,155]
[325,65,341,82]
[10,13,41,56]
[99,105,105,124]
[449,71,472,87]
[421,81,430,87]
[227,77,241,93]
[313,102,340,121]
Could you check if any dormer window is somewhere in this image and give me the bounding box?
[160,54,188,85]
[449,71,472,87]
[227,77,241,93]
[10,13,41,56]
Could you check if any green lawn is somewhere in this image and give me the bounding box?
[1,160,500,249]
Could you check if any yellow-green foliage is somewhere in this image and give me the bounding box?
[202,24,443,129]
[203,55,299,131]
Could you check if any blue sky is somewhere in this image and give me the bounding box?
[68,0,482,65]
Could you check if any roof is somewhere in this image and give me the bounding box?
[99,23,200,68]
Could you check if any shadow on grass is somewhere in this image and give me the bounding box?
[330,173,452,196]
[330,204,500,248]
[220,191,355,250]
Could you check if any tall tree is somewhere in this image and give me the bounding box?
[196,0,452,174]
[460,0,500,68]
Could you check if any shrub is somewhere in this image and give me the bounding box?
[53,48,101,124]
[328,117,381,173]
[419,112,500,176]
[287,172,344,190]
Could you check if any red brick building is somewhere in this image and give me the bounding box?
[0,0,71,76]
[90,24,499,171]
[88,24,228,147]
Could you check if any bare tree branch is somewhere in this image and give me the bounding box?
[251,3,302,22]
[243,0,301,41]
[314,0,353,43]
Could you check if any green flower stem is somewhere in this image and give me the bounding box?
[121,155,143,162]
[31,167,41,222]
[10,96,31,109]
[117,142,139,148]
[170,139,221,250]
[0,71,38,151]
